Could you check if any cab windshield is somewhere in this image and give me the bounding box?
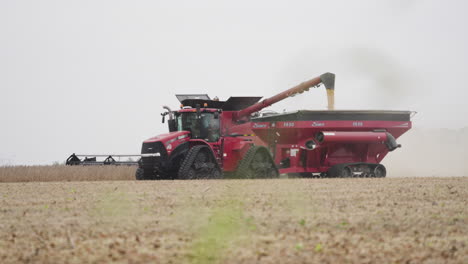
[176,112,220,142]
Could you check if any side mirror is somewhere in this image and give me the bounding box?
[168,119,177,132]
[161,113,166,123]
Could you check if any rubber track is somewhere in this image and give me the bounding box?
[325,163,385,178]
[177,145,204,179]
[177,145,220,179]
[235,146,258,178]
[236,146,279,178]
[135,167,155,180]
[135,167,145,180]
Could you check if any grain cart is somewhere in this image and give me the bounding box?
[250,110,412,177]
[136,72,412,179]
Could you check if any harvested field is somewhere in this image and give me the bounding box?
[0,174,466,263]
[0,166,135,182]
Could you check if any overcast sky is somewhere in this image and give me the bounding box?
[1,0,467,165]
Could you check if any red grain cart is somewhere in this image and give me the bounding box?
[251,110,413,177]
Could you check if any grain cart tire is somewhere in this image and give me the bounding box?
[373,164,387,178]
[328,164,353,178]
[340,166,353,178]
[178,145,221,179]
[236,146,279,179]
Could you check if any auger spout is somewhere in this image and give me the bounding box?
[235,72,335,120]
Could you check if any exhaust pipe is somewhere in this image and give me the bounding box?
[163,106,174,120]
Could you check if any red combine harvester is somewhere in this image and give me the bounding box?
[135,72,412,179]
[67,72,413,179]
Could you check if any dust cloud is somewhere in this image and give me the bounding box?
[385,128,468,177]
[340,48,467,177]
[344,47,418,107]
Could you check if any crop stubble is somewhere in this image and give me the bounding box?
[0,168,466,263]
[0,166,135,182]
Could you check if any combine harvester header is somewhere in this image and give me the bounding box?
[66,154,140,166]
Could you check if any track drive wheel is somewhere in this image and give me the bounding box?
[339,166,352,178]
[178,145,221,180]
[328,165,353,178]
[135,167,154,180]
[373,164,387,178]
[236,146,279,179]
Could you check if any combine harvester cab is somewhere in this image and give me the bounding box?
[251,110,413,177]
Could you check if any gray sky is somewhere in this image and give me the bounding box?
[1,0,468,165]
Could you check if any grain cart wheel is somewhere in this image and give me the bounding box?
[373,164,387,178]
[236,146,279,179]
[340,166,353,178]
[178,145,221,180]
[328,164,353,178]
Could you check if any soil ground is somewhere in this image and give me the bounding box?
[0,177,467,263]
